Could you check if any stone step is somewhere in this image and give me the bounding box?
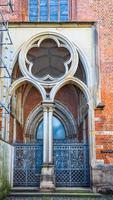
[10,188,94,195]
[11,187,92,193]
[8,191,101,198]
[11,187,39,193]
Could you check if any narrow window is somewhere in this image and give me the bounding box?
[29,0,69,22]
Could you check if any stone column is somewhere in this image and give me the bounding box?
[83,118,86,144]
[13,118,16,143]
[40,103,55,191]
[48,105,54,163]
[43,106,49,163]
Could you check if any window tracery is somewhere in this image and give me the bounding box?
[19,33,79,86]
[27,39,70,79]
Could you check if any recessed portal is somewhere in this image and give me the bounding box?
[11,33,91,189]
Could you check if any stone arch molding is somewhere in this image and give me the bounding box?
[50,77,93,108]
[24,101,77,143]
[9,77,46,101]
[19,31,79,87]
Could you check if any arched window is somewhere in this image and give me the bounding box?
[29,0,69,22]
[36,116,66,140]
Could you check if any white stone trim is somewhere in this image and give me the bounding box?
[8,77,46,101]
[95,131,113,135]
[50,77,92,104]
[73,43,92,89]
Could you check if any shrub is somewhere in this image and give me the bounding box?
[0,176,10,200]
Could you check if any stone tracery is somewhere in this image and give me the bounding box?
[19,32,79,86]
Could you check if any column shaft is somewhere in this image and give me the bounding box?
[48,107,53,163]
[43,107,49,163]
[13,118,16,143]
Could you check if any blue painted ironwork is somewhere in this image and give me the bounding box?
[13,141,90,187]
[13,143,43,187]
[54,141,90,187]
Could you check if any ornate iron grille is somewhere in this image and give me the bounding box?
[54,141,90,187]
[13,143,43,187]
[13,141,90,187]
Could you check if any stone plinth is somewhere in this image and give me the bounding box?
[40,164,55,191]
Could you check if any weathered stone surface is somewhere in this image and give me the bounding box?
[93,165,113,193]
[40,164,55,191]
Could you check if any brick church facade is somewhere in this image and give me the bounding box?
[0,0,113,193]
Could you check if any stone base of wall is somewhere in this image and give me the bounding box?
[92,165,113,193]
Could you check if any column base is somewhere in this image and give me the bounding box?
[40,164,55,191]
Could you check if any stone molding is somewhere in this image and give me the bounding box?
[24,101,77,142]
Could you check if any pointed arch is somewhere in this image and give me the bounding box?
[50,77,92,106]
[8,77,46,101]
[50,77,96,166]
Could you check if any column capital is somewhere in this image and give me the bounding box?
[49,106,54,112]
[42,102,55,112]
[43,106,48,112]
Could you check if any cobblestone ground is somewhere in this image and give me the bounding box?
[5,196,113,200]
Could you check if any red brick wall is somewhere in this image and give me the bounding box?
[96,134,113,164]
[55,84,79,119]
[75,0,113,164]
[24,86,42,123]
[9,114,23,143]
[1,0,28,22]
[9,86,42,143]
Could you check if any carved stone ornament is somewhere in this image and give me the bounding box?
[19,32,79,87]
